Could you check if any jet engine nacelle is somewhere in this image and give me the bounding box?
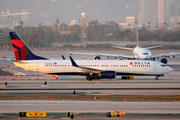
[161,57,168,64]
[99,71,116,79]
[94,55,101,60]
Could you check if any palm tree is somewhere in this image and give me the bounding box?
[166,25,169,32]
[19,21,23,27]
[146,25,150,29]
[55,18,60,25]
[163,22,166,27]
[155,26,158,34]
[146,25,150,42]
[127,24,131,29]
[177,22,180,27]
[155,26,158,31]
[142,24,145,26]
[38,23,42,28]
[155,26,158,41]
[135,21,138,30]
[148,22,151,29]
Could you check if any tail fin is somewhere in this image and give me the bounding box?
[9,32,48,60]
[136,28,139,47]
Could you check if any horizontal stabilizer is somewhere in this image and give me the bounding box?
[112,46,134,50]
[145,45,162,49]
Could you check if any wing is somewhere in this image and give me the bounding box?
[69,56,101,73]
[68,49,134,59]
[151,53,180,58]
[68,49,102,56]
[99,53,134,59]
[145,45,162,49]
[11,60,27,64]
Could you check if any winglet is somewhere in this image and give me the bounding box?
[61,55,66,60]
[69,56,79,67]
[67,49,72,55]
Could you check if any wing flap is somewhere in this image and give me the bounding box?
[151,53,180,58]
[69,56,102,73]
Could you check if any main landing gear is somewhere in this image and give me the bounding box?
[155,76,158,80]
[86,76,93,81]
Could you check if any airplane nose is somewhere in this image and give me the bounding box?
[167,66,173,73]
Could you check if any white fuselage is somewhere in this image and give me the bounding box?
[13,59,172,76]
[133,46,151,60]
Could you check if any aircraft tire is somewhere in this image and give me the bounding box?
[86,76,93,81]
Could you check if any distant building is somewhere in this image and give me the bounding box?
[138,0,158,26]
[170,0,180,24]
[21,10,28,24]
[0,26,17,46]
[126,17,135,24]
[70,20,77,26]
[158,0,171,25]
[119,23,128,29]
[59,31,73,36]
[104,21,119,34]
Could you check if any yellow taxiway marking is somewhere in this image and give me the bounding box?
[86,92,92,94]
[95,82,101,84]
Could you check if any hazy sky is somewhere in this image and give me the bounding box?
[0,0,140,26]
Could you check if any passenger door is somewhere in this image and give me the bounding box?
[153,65,157,70]
[36,63,40,71]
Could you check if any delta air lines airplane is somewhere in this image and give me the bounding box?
[9,32,173,80]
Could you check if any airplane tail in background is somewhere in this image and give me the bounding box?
[9,32,48,61]
[136,28,139,47]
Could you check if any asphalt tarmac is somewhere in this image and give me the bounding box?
[0,50,180,119]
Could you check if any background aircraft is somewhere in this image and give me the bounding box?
[68,30,180,64]
[9,32,173,80]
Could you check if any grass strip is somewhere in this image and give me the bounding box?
[0,95,180,101]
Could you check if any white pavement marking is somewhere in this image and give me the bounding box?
[0,100,180,113]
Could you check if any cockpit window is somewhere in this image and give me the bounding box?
[142,53,148,55]
[161,64,166,67]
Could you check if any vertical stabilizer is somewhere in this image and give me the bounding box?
[136,28,139,47]
[9,32,48,60]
